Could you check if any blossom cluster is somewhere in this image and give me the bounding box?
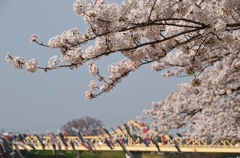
[25,59,38,73]
[6,53,38,73]
[48,56,61,69]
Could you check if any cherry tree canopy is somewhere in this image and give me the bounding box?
[6,0,240,141]
[61,116,104,135]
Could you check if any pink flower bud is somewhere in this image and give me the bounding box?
[30,34,37,43]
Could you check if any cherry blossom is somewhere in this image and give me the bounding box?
[87,62,99,76]
[25,59,38,73]
[30,34,37,43]
[6,53,25,69]
[5,0,240,140]
[89,80,97,90]
[48,56,61,69]
[85,90,95,100]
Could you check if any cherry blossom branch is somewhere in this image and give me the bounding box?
[94,70,131,98]
[148,0,157,23]
[34,40,49,48]
[92,27,206,59]
[34,28,204,76]
[97,73,107,84]
[131,18,206,27]
[226,22,240,27]
[62,19,206,49]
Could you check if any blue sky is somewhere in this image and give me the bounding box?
[0,0,189,134]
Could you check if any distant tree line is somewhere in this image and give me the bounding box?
[61,116,104,136]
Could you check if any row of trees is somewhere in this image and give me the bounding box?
[6,0,240,140]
